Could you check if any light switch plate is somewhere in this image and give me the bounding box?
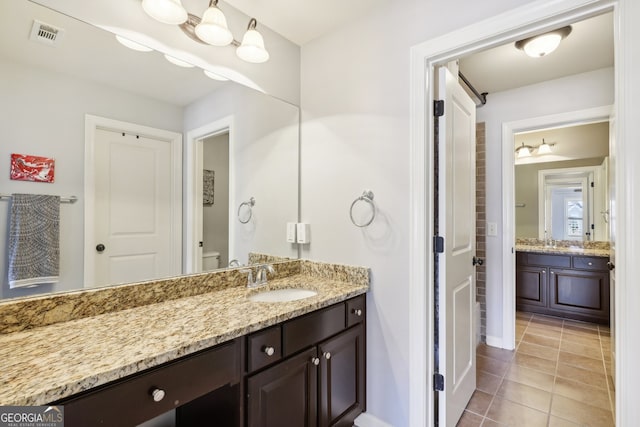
[296,223,310,244]
[286,222,297,243]
[487,222,498,236]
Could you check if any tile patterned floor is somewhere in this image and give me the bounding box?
[457,311,615,427]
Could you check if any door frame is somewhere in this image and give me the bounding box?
[84,114,183,286]
[501,105,611,349]
[408,1,628,425]
[184,116,235,274]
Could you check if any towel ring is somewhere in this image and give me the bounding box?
[350,190,376,227]
[238,197,255,224]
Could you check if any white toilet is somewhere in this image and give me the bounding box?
[202,251,220,271]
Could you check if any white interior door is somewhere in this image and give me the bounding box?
[437,67,477,426]
[89,127,181,286]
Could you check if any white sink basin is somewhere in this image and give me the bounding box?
[247,288,317,303]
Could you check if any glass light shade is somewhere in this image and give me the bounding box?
[115,35,153,52]
[195,6,233,46]
[516,144,532,158]
[204,70,229,81]
[164,54,195,68]
[142,0,187,25]
[523,33,562,57]
[236,29,269,63]
[537,142,553,154]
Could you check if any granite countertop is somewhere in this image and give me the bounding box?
[515,244,610,257]
[0,268,368,406]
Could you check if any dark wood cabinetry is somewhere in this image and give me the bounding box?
[54,295,366,427]
[516,252,610,324]
[246,295,366,427]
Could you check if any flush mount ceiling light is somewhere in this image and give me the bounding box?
[164,53,195,67]
[204,69,229,81]
[515,26,572,58]
[141,0,269,63]
[115,35,154,52]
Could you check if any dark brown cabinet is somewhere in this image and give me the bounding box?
[54,295,366,427]
[516,251,610,324]
[246,295,366,427]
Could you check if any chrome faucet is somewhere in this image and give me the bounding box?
[240,264,275,289]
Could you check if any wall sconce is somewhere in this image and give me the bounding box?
[141,0,269,63]
[515,26,572,58]
[515,138,555,158]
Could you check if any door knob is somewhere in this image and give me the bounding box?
[607,262,615,271]
[96,243,106,253]
[311,357,320,366]
[323,352,331,360]
[472,256,484,266]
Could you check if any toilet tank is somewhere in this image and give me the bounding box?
[202,251,220,271]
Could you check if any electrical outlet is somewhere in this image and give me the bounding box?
[487,222,498,236]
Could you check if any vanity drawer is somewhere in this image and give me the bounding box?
[61,340,239,427]
[573,256,609,271]
[519,253,571,268]
[346,295,366,328]
[247,326,282,373]
[283,304,346,357]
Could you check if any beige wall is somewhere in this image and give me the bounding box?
[515,157,606,237]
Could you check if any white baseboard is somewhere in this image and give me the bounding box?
[354,412,393,427]
[485,335,504,348]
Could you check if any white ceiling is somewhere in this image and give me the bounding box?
[458,12,614,97]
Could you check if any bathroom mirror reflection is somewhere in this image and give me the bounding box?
[0,1,299,299]
[515,121,610,242]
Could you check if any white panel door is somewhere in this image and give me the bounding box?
[91,128,176,286]
[437,67,477,426]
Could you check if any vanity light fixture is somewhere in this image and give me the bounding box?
[515,138,556,158]
[141,0,270,63]
[164,54,195,67]
[115,35,154,52]
[204,69,229,81]
[515,26,572,58]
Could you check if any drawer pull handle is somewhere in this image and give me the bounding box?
[352,308,363,317]
[263,346,275,356]
[324,352,331,360]
[311,357,320,366]
[151,388,166,402]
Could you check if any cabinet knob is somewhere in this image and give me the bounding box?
[263,346,275,356]
[550,271,554,274]
[352,308,362,316]
[150,387,165,402]
[311,357,320,366]
[588,262,593,266]
[323,352,331,360]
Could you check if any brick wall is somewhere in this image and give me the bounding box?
[476,122,487,342]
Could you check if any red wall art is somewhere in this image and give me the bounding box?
[10,153,55,183]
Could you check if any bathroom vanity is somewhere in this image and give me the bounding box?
[0,260,368,427]
[516,246,611,324]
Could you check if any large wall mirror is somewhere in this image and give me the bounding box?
[515,121,610,242]
[0,1,300,299]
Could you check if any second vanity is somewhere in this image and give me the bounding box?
[0,259,369,427]
[515,240,611,324]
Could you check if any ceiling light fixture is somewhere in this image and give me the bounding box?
[204,69,229,81]
[142,0,269,63]
[515,26,572,58]
[164,54,195,67]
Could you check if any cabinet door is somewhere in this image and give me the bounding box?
[516,265,547,308]
[247,347,318,427]
[318,324,365,427]
[549,268,610,323]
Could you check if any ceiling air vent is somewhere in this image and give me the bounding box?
[29,20,65,46]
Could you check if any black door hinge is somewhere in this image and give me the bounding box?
[434,236,444,253]
[434,373,445,391]
[434,100,445,117]
[591,181,595,188]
